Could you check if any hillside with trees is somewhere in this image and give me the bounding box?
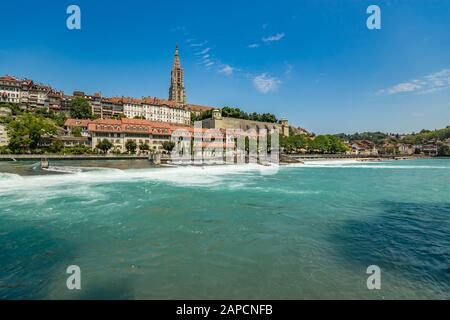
[402,126,450,144]
[335,126,450,147]
[280,134,348,154]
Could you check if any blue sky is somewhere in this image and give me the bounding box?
[1,0,450,134]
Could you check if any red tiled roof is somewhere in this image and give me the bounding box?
[352,140,376,149]
[76,118,225,137]
[102,97,123,104]
[120,97,142,105]
[85,118,184,135]
[106,97,216,112]
[64,119,91,127]
[185,104,215,112]
[142,97,182,108]
[0,75,19,82]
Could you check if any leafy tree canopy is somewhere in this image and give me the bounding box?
[281,134,348,154]
[193,107,277,123]
[125,140,137,153]
[139,142,150,151]
[96,139,113,153]
[69,97,93,119]
[162,141,175,152]
[7,113,56,152]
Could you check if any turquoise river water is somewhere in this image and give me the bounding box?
[0,158,449,299]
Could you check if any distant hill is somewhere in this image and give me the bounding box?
[335,132,391,146]
[402,126,450,144]
[335,126,450,146]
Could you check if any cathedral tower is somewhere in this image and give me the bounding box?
[169,44,186,104]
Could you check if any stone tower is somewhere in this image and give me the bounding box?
[169,44,186,104]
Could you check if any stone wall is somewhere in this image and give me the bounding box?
[201,117,289,137]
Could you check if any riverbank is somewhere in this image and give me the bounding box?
[0,155,430,177]
[0,153,431,162]
[0,154,152,161]
[280,153,429,163]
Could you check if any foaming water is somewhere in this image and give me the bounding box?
[0,163,273,194]
[0,158,449,299]
[288,159,450,169]
[0,172,23,180]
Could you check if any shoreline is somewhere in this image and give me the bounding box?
[0,156,444,178]
[0,154,433,162]
[0,154,151,161]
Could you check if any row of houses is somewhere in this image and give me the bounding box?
[63,118,177,152]
[347,140,440,156]
[0,76,53,109]
[62,118,244,154]
[0,75,213,125]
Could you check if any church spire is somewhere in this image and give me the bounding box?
[169,44,186,104]
[173,44,180,68]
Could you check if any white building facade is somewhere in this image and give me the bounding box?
[122,97,191,125]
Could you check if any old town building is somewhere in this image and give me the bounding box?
[88,118,173,153]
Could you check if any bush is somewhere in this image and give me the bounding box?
[125,140,137,153]
[0,146,12,154]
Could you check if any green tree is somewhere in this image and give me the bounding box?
[96,139,113,154]
[195,109,213,121]
[49,139,64,153]
[438,145,450,157]
[162,141,175,152]
[63,144,91,155]
[327,135,348,153]
[220,106,277,123]
[125,140,137,153]
[7,113,56,153]
[139,142,150,152]
[54,112,68,127]
[71,126,82,137]
[70,97,93,119]
[0,146,12,154]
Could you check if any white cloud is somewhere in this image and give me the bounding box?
[253,74,281,93]
[196,47,211,55]
[190,41,208,47]
[219,65,234,76]
[262,33,285,43]
[383,80,424,95]
[247,43,260,49]
[378,69,450,95]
